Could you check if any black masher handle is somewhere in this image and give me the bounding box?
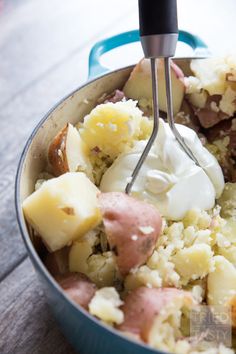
[138,0,178,37]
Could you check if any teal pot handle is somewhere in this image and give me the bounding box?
[88,29,209,79]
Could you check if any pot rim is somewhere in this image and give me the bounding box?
[15,64,166,354]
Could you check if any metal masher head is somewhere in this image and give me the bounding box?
[125,0,200,194]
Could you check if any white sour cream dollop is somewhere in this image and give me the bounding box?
[100,119,224,220]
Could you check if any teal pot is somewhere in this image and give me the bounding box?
[15,30,208,354]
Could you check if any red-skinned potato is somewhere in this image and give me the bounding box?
[56,272,97,309]
[123,58,185,115]
[118,287,193,341]
[48,123,93,179]
[48,124,68,176]
[99,192,162,276]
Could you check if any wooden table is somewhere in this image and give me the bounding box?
[1,0,236,353]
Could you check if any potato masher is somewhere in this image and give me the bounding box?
[125,0,200,194]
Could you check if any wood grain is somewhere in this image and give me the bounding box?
[0,258,76,354]
[0,0,136,108]
[0,0,136,281]
[1,0,236,353]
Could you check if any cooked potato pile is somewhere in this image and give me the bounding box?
[22,57,236,354]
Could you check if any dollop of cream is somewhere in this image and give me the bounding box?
[100,119,224,220]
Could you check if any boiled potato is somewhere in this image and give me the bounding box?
[220,218,236,244]
[186,58,236,128]
[218,245,236,266]
[123,59,185,115]
[208,256,236,327]
[217,183,236,219]
[172,244,213,282]
[118,287,193,342]
[124,265,162,291]
[219,86,236,116]
[188,90,208,109]
[69,241,92,274]
[69,231,97,274]
[99,192,162,276]
[69,231,117,288]
[79,100,152,159]
[190,57,229,95]
[22,172,102,251]
[89,287,124,325]
[48,123,93,179]
[56,272,96,309]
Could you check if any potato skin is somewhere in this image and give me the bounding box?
[118,287,191,341]
[48,124,69,176]
[207,255,236,328]
[99,192,162,276]
[44,247,69,276]
[56,272,97,309]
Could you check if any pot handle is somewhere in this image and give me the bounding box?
[88,29,209,79]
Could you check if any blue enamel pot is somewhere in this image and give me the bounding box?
[15,30,209,354]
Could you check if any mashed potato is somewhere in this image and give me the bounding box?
[34,95,236,354]
[124,207,230,292]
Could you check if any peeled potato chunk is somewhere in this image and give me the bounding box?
[207,256,236,327]
[99,192,162,276]
[48,123,93,179]
[22,172,102,251]
[89,287,124,325]
[79,100,152,160]
[172,244,213,282]
[68,230,97,276]
[123,59,185,115]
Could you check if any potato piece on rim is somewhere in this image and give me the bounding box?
[48,123,93,180]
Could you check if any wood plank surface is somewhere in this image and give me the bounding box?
[0,0,137,281]
[0,0,136,107]
[0,258,76,354]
